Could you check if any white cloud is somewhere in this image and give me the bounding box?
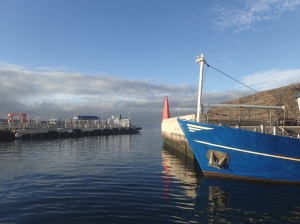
[0,60,27,71]
[0,62,195,124]
[240,68,300,91]
[35,66,76,72]
[233,25,251,33]
[1,61,299,124]
[211,0,300,31]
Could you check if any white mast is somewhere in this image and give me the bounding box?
[196,54,206,122]
[297,93,300,112]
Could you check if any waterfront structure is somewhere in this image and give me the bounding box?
[0,113,141,142]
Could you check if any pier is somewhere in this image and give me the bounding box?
[0,118,141,142]
[0,126,141,142]
[161,97,195,160]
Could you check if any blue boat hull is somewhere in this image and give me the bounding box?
[177,118,300,183]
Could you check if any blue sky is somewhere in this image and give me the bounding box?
[1,0,300,124]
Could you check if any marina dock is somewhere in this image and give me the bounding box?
[0,116,142,142]
[0,113,142,142]
[0,126,141,142]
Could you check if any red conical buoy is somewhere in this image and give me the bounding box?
[162,96,170,120]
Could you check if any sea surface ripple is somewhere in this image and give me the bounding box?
[0,124,299,223]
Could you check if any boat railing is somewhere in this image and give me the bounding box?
[0,121,48,130]
[201,103,292,126]
[196,103,300,137]
[72,123,130,129]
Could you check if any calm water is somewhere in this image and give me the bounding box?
[0,124,300,223]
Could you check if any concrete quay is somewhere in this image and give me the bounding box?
[161,114,195,160]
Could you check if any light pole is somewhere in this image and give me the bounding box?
[53,101,55,119]
[102,103,104,126]
[128,113,131,127]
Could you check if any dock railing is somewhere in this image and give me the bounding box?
[0,118,134,131]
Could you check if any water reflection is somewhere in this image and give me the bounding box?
[161,147,202,199]
[194,178,300,223]
[1,133,299,223]
[162,146,300,223]
[0,135,134,180]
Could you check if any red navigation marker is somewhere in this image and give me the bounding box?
[162,96,170,120]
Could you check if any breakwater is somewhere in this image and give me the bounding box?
[161,114,195,160]
[0,126,141,142]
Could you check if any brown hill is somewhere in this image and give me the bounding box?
[208,83,300,123]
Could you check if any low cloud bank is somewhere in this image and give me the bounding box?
[0,62,299,124]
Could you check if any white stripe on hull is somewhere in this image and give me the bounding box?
[194,140,300,162]
[187,124,214,131]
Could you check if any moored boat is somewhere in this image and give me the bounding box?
[178,54,300,184]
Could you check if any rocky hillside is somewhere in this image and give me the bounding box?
[208,83,300,121]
